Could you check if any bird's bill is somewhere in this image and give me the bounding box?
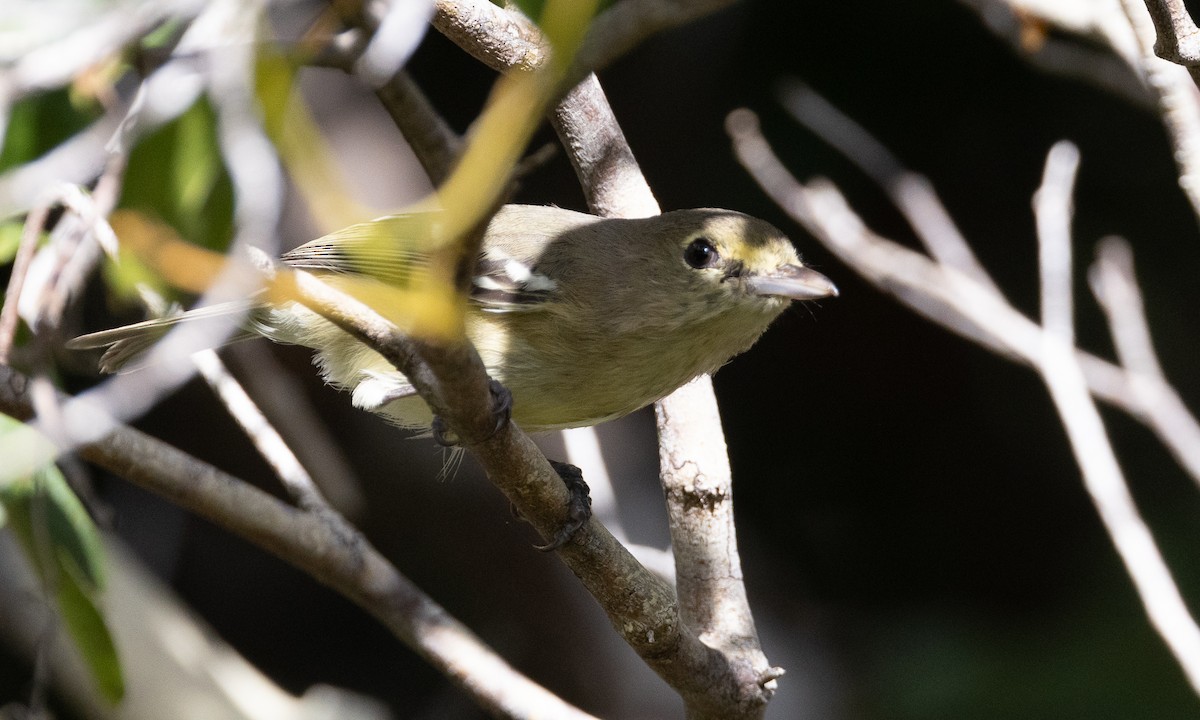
[747,264,839,300]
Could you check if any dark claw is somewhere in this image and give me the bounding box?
[488,379,512,437]
[534,460,592,552]
[431,379,512,447]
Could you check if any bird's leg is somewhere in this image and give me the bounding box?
[430,379,589,549]
[532,460,592,552]
[431,378,512,446]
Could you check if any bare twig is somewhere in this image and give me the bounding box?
[730,107,1200,700]
[778,81,1002,297]
[656,376,782,717]
[1089,238,1200,484]
[0,177,122,365]
[730,108,1158,414]
[1033,142,1200,695]
[308,9,462,185]
[0,364,599,720]
[352,0,434,88]
[228,342,365,516]
[431,0,546,73]
[192,350,332,513]
[373,71,462,185]
[0,198,52,364]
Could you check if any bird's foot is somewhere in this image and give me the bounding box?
[431,379,513,447]
[533,461,592,552]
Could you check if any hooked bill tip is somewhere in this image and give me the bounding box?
[748,264,838,301]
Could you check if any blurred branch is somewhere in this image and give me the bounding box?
[1033,141,1200,694]
[0,534,392,720]
[0,363,600,720]
[560,427,677,582]
[952,0,1155,106]
[1088,239,1200,485]
[228,342,366,516]
[192,349,333,513]
[307,7,462,185]
[0,0,204,135]
[957,0,1146,72]
[729,105,1200,698]
[1118,0,1200,224]
[372,70,462,185]
[778,81,1002,297]
[960,0,1200,226]
[958,0,1200,228]
[0,195,52,364]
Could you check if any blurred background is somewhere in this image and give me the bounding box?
[4,0,1200,718]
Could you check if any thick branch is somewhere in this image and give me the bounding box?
[1141,0,1200,65]
[305,2,774,713]
[550,74,659,218]
[432,0,736,85]
[284,271,739,702]
[546,38,774,720]
[0,364,597,720]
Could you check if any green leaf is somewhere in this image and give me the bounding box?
[0,221,23,264]
[0,88,97,173]
[0,414,124,703]
[121,97,233,251]
[173,102,222,219]
[139,17,187,51]
[55,551,125,703]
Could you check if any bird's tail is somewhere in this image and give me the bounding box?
[67,301,261,373]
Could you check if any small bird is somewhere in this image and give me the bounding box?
[71,204,838,433]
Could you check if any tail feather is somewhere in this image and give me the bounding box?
[68,301,261,373]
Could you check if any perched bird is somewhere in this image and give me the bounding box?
[70,204,837,433]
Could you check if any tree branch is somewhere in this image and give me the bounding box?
[1140,0,1200,65]
[0,363,600,720]
[1033,141,1200,696]
[729,106,1200,701]
[1118,0,1200,224]
[281,269,757,710]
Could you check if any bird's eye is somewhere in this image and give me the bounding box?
[683,237,719,269]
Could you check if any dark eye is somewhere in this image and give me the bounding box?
[683,237,719,269]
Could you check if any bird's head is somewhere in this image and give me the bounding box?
[659,209,838,321]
